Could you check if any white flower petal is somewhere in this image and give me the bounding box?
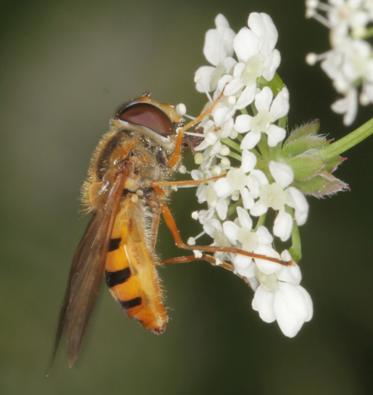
[241,149,257,172]
[213,178,232,198]
[233,254,255,279]
[204,14,235,66]
[250,201,268,217]
[254,245,282,274]
[222,56,237,73]
[274,283,311,337]
[223,221,239,242]
[267,124,286,147]
[248,276,259,291]
[233,27,260,62]
[273,210,293,242]
[234,114,252,133]
[205,185,218,206]
[256,226,273,245]
[240,131,261,149]
[223,78,244,96]
[204,219,222,238]
[287,187,309,225]
[216,198,228,220]
[197,208,214,224]
[331,90,358,126]
[269,161,294,188]
[241,187,255,209]
[226,168,248,191]
[235,84,257,109]
[255,87,273,112]
[270,87,290,120]
[191,169,203,180]
[251,169,269,186]
[233,61,245,77]
[212,104,234,126]
[196,185,207,203]
[216,74,234,94]
[277,263,302,285]
[298,286,313,322]
[248,13,278,54]
[236,206,253,229]
[252,285,276,323]
[194,66,215,93]
[263,48,281,81]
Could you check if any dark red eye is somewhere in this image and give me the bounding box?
[116,103,173,136]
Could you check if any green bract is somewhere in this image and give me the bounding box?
[279,121,348,198]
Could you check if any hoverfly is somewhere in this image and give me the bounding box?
[52,93,289,368]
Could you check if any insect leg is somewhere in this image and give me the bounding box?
[167,128,184,168]
[152,187,291,266]
[150,205,161,249]
[161,254,234,272]
[180,91,224,132]
[151,174,225,189]
[167,92,224,169]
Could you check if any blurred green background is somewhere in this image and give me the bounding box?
[1,0,372,394]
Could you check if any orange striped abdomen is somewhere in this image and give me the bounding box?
[105,197,168,333]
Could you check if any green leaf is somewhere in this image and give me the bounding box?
[287,155,325,181]
[282,135,327,157]
[324,155,345,173]
[286,120,320,142]
[294,172,349,197]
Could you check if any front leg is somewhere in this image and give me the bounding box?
[151,184,291,267]
[161,254,234,273]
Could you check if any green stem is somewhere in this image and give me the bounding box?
[278,115,288,130]
[267,73,286,94]
[257,73,285,94]
[319,118,373,161]
[227,151,242,162]
[257,135,270,160]
[222,138,242,153]
[255,213,267,230]
[227,201,240,218]
[289,221,302,262]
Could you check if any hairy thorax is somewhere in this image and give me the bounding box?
[82,130,172,212]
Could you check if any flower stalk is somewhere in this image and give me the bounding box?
[289,221,302,263]
[319,118,373,161]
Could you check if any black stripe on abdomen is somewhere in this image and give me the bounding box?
[108,238,121,251]
[120,297,142,309]
[105,268,131,287]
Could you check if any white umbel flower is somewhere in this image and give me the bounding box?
[191,12,314,338]
[251,161,309,241]
[306,0,373,124]
[223,13,281,97]
[252,276,313,337]
[223,207,275,277]
[194,14,236,94]
[235,87,289,148]
[252,251,313,337]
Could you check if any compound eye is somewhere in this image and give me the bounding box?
[116,103,173,136]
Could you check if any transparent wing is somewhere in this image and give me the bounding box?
[51,172,125,368]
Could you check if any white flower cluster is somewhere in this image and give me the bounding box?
[189,13,313,337]
[306,0,373,125]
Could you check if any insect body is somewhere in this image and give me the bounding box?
[54,95,182,367]
[52,94,290,368]
[104,196,167,333]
